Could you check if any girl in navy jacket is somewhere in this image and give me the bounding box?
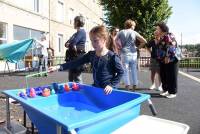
[49,25,124,95]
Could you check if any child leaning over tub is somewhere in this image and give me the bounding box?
[49,25,124,95]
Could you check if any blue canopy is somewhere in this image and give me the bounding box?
[0,39,34,63]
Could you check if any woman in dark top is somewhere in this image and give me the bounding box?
[65,15,86,83]
[49,25,124,95]
[155,22,179,98]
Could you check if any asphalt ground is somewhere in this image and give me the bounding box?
[180,68,200,78]
[0,68,200,134]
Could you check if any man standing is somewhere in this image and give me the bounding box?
[35,34,49,75]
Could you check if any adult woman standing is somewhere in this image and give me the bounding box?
[116,19,147,90]
[65,15,86,83]
[155,22,179,98]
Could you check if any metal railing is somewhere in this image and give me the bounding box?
[138,57,151,67]
[51,56,200,68]
[1,56,199,74]
[179,57,200,68]
[139,57,200,69]
[51,56,65,66]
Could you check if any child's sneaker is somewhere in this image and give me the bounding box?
[149,84,156,90]
[166,94,177,99]
[160,91,169,96]
[157,85,163,92]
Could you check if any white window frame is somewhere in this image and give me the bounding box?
[68,8,74,25]
[34,0,40,13]
[57,0,64,22]
[57,33,63,54]
[0,22,7,44]
[85,17,89,31]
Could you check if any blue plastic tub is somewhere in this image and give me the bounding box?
[3,83,150,134]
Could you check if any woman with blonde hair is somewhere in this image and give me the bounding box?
[116,19,147,91]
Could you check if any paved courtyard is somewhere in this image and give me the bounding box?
[0,68,200,134]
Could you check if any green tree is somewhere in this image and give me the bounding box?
[195,44,200,57]
[183,44,200,57]
[184,44,196,52]
[100,0,172,40]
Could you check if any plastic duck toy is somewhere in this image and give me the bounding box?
[51,88,55,94]
[19,92,27,99]
[29,88,36,98]
[52,83,59,93]
[72,83,79,91]
[58,85,65,93]
[42,88,50,97]
[48,86,55,95]
[64,84,70,92]
[34,87,43,95]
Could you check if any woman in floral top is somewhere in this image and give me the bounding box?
[155,22,179,99]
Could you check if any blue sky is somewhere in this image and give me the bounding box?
[167,0,200,44]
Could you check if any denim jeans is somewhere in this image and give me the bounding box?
[39,56,48,72]
[121,53,138,86]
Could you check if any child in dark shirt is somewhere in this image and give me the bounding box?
[49,25,124,95]
[146,31,162,91]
